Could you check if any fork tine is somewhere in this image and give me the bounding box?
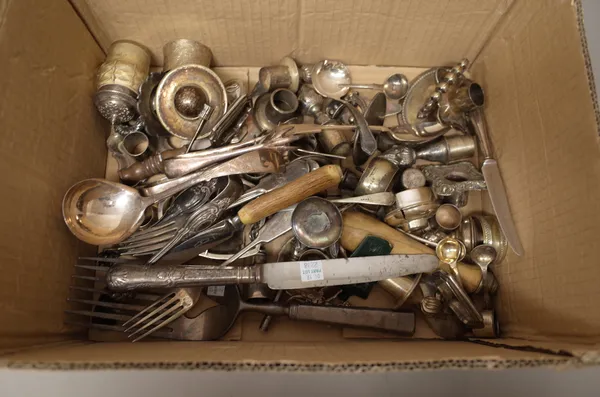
[66,320,174,338]
[65,309,132,322]
[67,298,147,312]
[128,301,184,341]
[117,232,175,250]
[69,285,107,294]
[124,294,180,333]
[120,224,178,243]
[119,243,166,256]
[124,219,177,237]
[78,257,140,264]
[122,291,176,328]
[68,285,161,302]
[64,320,127,333]
[130,305,187,342]
[75,264,109,272]
[71,274,101,282]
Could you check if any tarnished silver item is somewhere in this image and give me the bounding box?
[258,56,300,92]
[421,161,487,207]
[95,40,151,123]
[163,39,212,70]
[254,89,300,132]
[417,59,469,119]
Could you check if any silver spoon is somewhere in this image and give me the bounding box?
[470,244,497,306]
[338,73,409,100]
[62,150,281,246]
[311,60,352,100]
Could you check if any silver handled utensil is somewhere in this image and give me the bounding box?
[97,253,439,291]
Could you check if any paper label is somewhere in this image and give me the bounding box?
[299,260,324,282]
[207,285,225,297]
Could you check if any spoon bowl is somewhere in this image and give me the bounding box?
[383,73,409,100]
[63,179,149,246]
[470,244,497,268]
[470,244,497,304]
[311,60,351,100]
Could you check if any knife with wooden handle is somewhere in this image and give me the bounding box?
[340,211,483,293]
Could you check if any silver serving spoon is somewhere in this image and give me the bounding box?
[470,245,497,305]
[62,150,281,246]
[338,73,409,100]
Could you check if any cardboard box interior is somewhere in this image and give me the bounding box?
[0,0,599,369]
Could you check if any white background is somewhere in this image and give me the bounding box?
[2,1,600,396]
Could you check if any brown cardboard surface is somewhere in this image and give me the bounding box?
[0,0,105,351]
[3,340,566,368]
[71,0,513,67]
[472,0,600,342]
[0,0,599,368]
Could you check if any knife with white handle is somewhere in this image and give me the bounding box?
[104,254,439,291]
[470,108,524,256]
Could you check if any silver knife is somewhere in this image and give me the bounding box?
[470,108,524,256]
[103,254,439,291]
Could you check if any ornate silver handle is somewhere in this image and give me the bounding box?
[417,59,469,119]
[164,138,262,178]
[339,99,377,155]
[106,264,260,291]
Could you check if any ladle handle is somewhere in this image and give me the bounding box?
[140,150,280,202]
[118,147,184,182]
[288,304,415,335]
[105,264,259,291]
[237,165,343,225]
[338,83,383,90]
[163,138,262,178]
[340,211,483,293]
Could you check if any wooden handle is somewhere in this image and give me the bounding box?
[341,211,482,293]
[237,164,343,225]
[118,147,184,182]
[289,304,415,336]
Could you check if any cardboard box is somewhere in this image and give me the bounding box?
[1,0,599,371]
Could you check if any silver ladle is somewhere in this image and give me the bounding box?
[338,73,409,100]
[62,150,282,246]
[469,244,497,306]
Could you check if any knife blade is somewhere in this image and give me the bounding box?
[481,159,524,255]
[470,108,523,256]
[262,254,439,290]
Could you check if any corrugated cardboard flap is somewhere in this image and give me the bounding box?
[472,0,600,343]
[1,340,580,371]
[71,0,514,67]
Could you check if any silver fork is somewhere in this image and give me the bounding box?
[65,285,168,334]
[122,288,203,342]
[116,176,243,258]
[69,264,202,341]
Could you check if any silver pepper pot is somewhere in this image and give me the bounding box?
[297,85,350,156]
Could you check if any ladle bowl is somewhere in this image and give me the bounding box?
[382,73,409,100]
[62,179,150,246]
